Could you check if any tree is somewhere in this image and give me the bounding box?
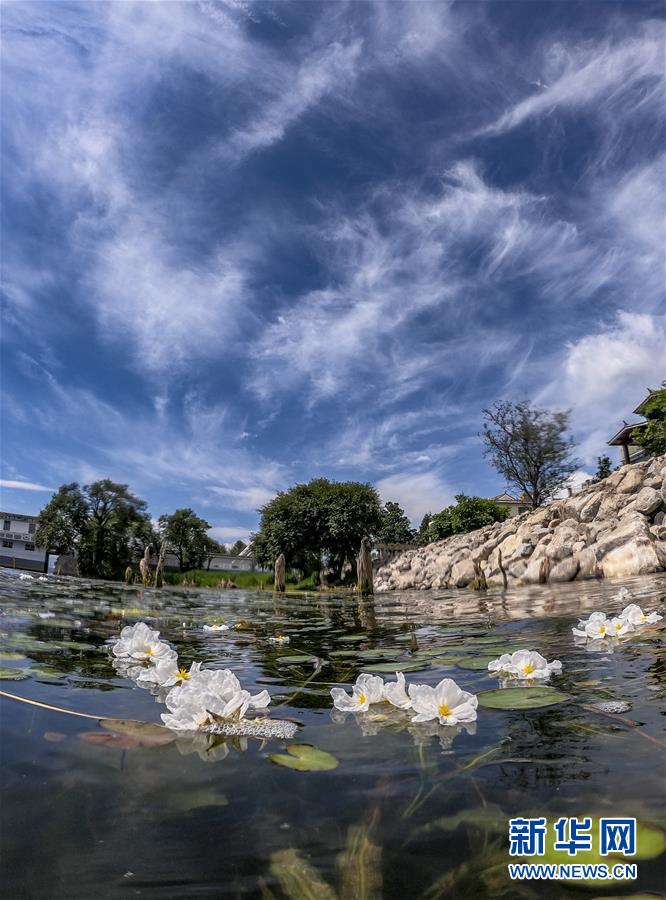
[376,501,415,544]
[229,540,247,556]
[634,385,666,456]
[34,483,88,554]
[416,513,433,546]
[591,455,613,483]
[158,508,212,571]
[482,400,577,508]
[36,480,151,579]
[252,478,383,581]
[204,537,224,570]
[428,494,509,542]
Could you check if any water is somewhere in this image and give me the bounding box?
[0,571,664,899]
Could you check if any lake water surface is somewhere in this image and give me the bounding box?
[1,571,665,899]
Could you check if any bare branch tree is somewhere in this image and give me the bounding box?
[482,400,578,508]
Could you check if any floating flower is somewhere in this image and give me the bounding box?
[572,611,607,637]
[383,672,412,710]
[203,624,230,632]
[112,622,176,664]
[136,660,203,688]
[573,618,611,640]
[19,573,33,580]
[330,673,385,713]
[161,668,270,732]
[488,650,562,679]
[608,616,633,637]
[268,635,290,644]
[620,604,663,627]
[408,678,478,726]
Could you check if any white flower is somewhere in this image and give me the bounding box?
[136,660,203,688]
[112,622,176,664]
[330,673,385,712]
[572,611,607,637]
[488,650,562,679]
[161,668,270,732]
[203,624,230,632]
[408,678,478,726]
[577,619,612,641]
[268,635,290,644]
[19,573,34,580]
[608,616,633,637]
[383,672,412,710]
[620,604,663,627]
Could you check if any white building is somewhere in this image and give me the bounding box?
[0,512,48,573]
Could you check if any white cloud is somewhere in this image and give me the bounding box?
[376,472,454,524]
[538,311,666,465]
[208,525,251,545]
[484,20,664,135]
[0,480,55,493]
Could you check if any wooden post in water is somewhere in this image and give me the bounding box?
[357,537,374,596]
[274,553,286,592]
[154,542,166,588]
[139,545,150,586]
[124,566,133,585]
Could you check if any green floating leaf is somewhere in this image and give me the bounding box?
[31,666,68,679]
[412,653,463,666]
[415,646,460,658]
[364,660,429,673]
[270,743,339,772]
[456,656,499,670]
[337,634,368,643]
[277,655,317,665]
[329,650,360,659]
[478,687,571,709]
[0,667,29,680]
[0,651,25,662]
[356,648,403,659]
[99,718,177,747]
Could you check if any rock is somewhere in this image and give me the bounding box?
[575,547,599,580]
[617,467,645,494]
[579,493,603,522]
[650,525,666,541]
[451,559,477,588]
[654,511,665,526]
[549,556,579,583]
[600,540,662,578]
[594,516,651,558]
[54,555,79,577]
[634,486,662,516]
[522,555,551,585]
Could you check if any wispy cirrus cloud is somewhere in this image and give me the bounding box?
[0,480,55,493]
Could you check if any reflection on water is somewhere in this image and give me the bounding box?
[0,570,664,899]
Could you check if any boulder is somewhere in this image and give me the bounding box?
[617,467,644,494]
[548,556,579,583]
[634,486,662,516]
[574,548,599,580]
[600,540,662,578]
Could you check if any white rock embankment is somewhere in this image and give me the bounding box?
[375,455,666,591]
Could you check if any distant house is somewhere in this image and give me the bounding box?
[491,493,530,517]
[607,391,655,466]
[0,511,49,573]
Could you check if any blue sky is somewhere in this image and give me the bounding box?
[1,1,664,543]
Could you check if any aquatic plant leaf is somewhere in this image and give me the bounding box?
[79,731,144,749]
[31,666,68,679]
[0,651,25,661]
[169,788,229,811]
[270,743,339,772]
[356,648,404,659]
[270,848,338,900]
[478,687,571,709]
[363,660,430,673]
[338,823,382,900]
[0,667,29,680]
[338,634,368,643]
[329,650,360,659]
[456,656,499,670]
[277,655,317,665]
[99,718,177,746]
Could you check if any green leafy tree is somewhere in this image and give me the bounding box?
[158,508,212,571]
[34,483,88,554]
[428,494,509,541]
[634,386,666,455]
[252,478,383,580]
[229,539,247,556]
[37,480,151,578]
[416,513,433,546]
[591,455,613,483]
[482,400,577,508]
[376,501,415,544]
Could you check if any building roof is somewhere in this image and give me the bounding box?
[492,493,519,503]
[633,388,660,416]
[607,421,647,446]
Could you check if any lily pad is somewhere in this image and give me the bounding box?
[31,666,68,679]
[277,655,317,665]
[0,667,29,680]
[0,651,25,661]
[99,718,177,747]
[329,650,360,659]
[363,660,430,673]
[270,743,339,772]
[456,656,499,670]
[478,687,571,709]
[337,634,368,643]
[356,648,404,659]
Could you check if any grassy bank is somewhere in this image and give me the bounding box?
[163,569,329,591]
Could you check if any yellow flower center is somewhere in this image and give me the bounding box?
[640,615,646,622]
[598,625,606,635]
[522,663,535,675]
[177,668,189,680]
[145,647,154,656]
[438,703,451,717]
[614,622,622,631]
[357,693,367,705]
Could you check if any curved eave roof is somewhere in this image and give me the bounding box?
[607,421,647,445]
